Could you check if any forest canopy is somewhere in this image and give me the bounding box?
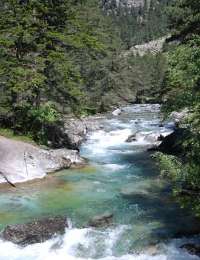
[0,0,121,143]
[0,0,170,144]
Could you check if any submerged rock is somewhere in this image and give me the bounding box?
[145,245,159,256]
[143,132,163,143]
[121,186,150,199]
[88,212,113,228]
[0,136,85,185]
[2,216,68,245]
[125,133,137,142]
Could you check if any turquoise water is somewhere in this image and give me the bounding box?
[0,104,199,260]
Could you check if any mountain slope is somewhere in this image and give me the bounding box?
[102,0,171,48]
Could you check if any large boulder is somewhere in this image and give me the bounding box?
[83,116,104,132]
[1,216,68,245]
[126,131,172,145]
[169,108,189,125]
[157,128,189,155]
[63,116,103,149]
[142,132,165,144]
[0,136,85,184]
[63,118,87,149]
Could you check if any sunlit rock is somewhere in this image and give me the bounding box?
[112,108,122,116]
[0,136,85,185]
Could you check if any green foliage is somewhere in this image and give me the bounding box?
[161,0,200,216]
[0,0,170,145]
[0,128,34,144]
[103,0,171,48]
[128,53,167,102]
[153,152,200,216]
[0,0,122,143]
[162,38,200,112]
[167,0,200,42]
[29,103,60,124]
[163,1,200,151]
[153,152,183,182]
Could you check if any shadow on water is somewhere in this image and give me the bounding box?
[120,175,200,246]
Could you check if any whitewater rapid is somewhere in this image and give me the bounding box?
[0,104,199,260]
[0,228,199,260]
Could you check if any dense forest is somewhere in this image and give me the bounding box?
[155,0,200,216]
[103,0,170,48]
[0,0,169,145]
[0,0,120,144]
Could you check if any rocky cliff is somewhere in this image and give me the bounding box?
[123,36,167,57]
[102,0,146,9]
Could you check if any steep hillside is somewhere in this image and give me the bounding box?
[102,0,171,48]
[91,0,170,108]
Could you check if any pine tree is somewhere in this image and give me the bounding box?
[167,0,200,42]
[0,0,112,142]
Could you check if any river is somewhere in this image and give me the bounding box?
[0,104,199,260]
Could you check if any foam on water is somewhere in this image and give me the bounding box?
[83,128,133,159]
[83,108,172,160]
[83,127,156,159]
[0,104,198,260]
[0,227,199,260]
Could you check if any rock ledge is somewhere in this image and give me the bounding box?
[0,136,85,185]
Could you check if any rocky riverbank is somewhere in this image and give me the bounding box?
[0,113,105,185]
[0,136,86,185]
[1,213,114,245]
[0,106,183,186]
[0,104,199,260]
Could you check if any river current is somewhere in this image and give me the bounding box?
[0,104,199,260]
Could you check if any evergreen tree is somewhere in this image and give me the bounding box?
[0,0,115,142]
[160,0,200,215]
[167,0,200,42]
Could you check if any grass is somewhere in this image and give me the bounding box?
[0,128,35,144]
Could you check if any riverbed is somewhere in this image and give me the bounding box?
[0,104,199,260]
